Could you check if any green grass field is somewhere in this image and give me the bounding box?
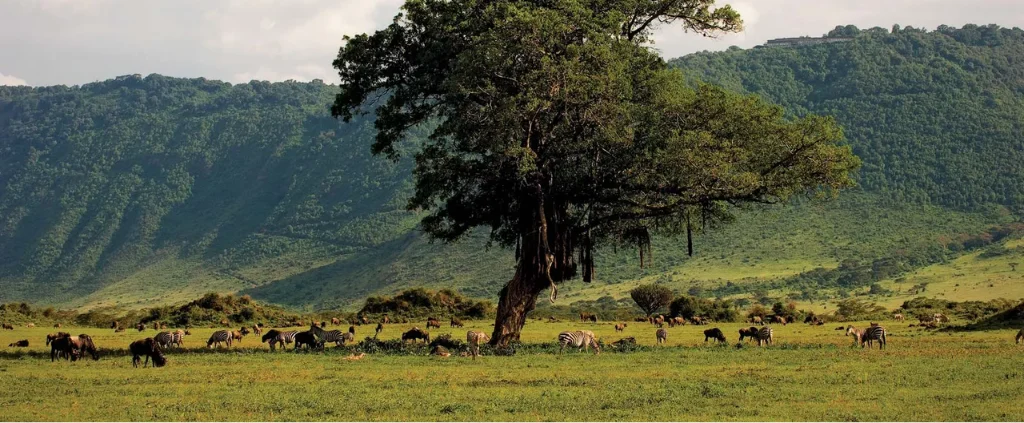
[2,321,1023,421]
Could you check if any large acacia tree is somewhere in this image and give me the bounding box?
[332,0,860,346]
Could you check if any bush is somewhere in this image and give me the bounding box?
[669,296,740,322]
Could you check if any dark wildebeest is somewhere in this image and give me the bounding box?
[450,317,464,328]
[293,331,322,351]
[53,323,62,329]
[110,321,119,329]
[51,334,99,362]
[239,326,251,336]
[589,314,598,323]
[129,338,167,368]
[738,327,760,342]
[331,318,341,326]
[136,322,146,332]
[704,328,727,343]
[750,316,763,325]
[426,318,441,329]
[1,323,13,330]
[402,327,430,343]
[614,323,627,332]
[375,323,384,338]
[770,315,788,325]
[9,340,28,347]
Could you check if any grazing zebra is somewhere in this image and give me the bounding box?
[467,330,490,360]
[207,330,233,348]
[755,326,774,346]
[154,331,176,349]
[558,330,600,354]
[656,328,667,345]
[308,324,346,347]
[171,330,186,348]
[847,325,887,350]
[262,330,298,351]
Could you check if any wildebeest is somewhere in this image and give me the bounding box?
[634,317,648,323]
[690,316,707,325]
[230,330,244,344]
[8,340,28,347]
[375,323,384,338]
[738,327,759,342]
[450,317,464,328]
[381,315,391,324]
[653,316,665,327]
[670,317,686,327]
[293,331,322,351]
[402,327,430,343]
[893,313,904,322]
[239,326,251,336]
[769,315,788,325]
[426,318,441,329]
[331,317,341,326]
[252,325,262,336]
[1017,329,1024,344]
[53,323,62,329]
[704,328,726,343]
[1,323,12,330]
[136,323,146,332]
[110,321,119,329]
[26,323,35,328]
[51,334,99,362]
[262,329,298,351]
[750,316,763,325]
[655,328,667,345]
[614,323,627,332]
[129,338,167,368]
[360,315,370,325]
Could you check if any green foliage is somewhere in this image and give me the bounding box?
[901,297,1016,322]
[629,284,674,316]
[833,298,888,321]
[358,288,493,320]
[668,295,739,322]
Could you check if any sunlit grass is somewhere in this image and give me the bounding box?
[2,320,1023,421]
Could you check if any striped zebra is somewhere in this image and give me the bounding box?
[847,325,886,349]
[755,326,774,347]
[207,330,233,348]
[557,330,600,354]
[154,331,175,349]
[308,324,346,347]
[656,328,667,345]
[466,331,490,360]
[262,329,298,351]
[171,329,186,348]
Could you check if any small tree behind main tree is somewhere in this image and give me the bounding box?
[630,284,674,317]
[332,0,860,346]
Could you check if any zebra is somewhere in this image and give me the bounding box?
[558,330,600,354]
[207,330,233,348]
[755,326,774,346]
[171,329,186,348]
[308,324,346,347]
[656,328,667,344]
[262,330,298,351]
[466,330,490,360]
[154,331,175,349]
[847,325,886,349]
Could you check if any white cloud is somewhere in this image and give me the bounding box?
[0,72,27,86]
[1,0,1024,86]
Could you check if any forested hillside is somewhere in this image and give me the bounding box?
[2,24,1023,310]
[672,24,1024,214]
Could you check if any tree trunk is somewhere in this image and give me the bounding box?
[489,264,550,346]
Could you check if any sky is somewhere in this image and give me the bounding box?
[1,0,1022,87]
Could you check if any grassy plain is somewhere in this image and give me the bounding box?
[2,320,1023,421]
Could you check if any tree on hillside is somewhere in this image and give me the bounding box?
[630,284,674,317]
[332,0,860,345]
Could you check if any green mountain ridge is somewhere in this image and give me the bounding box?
[1,24,1022,310]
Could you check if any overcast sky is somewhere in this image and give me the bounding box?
[1,0,1021,87]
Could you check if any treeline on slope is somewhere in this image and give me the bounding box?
[710,223,1024,301]
[0,74,418,303]
[672,24,1024,216]
[357,288,493,320]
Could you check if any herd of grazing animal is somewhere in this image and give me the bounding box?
[28,310,1024,369]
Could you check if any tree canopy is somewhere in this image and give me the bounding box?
[333,0,859,345]
[629,284,674,316]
